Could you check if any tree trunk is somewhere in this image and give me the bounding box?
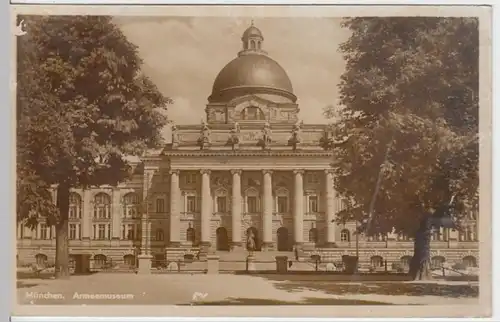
[54,183,70,279]
[409,216,433,281]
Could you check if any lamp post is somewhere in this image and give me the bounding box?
[355,220,360,273]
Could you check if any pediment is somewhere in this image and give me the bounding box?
[228,94,277,109]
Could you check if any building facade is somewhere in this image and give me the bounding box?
[17,24,479,270]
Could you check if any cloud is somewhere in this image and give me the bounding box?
[116,16,350,125]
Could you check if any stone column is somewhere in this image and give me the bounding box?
[262,170,273,250]
[138,170,153,274]
[293,170,305,245]
[169,170,181,246]
[200,170,212,246]
[231,169,243,250]
[325,169,336,247]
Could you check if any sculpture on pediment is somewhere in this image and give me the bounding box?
[228,122,241,150]
[288,120,303,150]
[260,122,272,149]
[171,124,179,148]
[198,119,211,150]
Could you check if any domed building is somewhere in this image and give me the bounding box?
[17,24,479,274]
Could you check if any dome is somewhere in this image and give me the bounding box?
[208,23,296,103]
[242,25,263,40]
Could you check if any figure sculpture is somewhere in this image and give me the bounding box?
[246,230,256,253]
[198,119,211,149]
[229,122,241,149]
[171,124,179,148]
[261,122,272,149]
[289,120,303,150]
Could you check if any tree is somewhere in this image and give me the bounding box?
[17,15,171,278]
[326,17,479,280]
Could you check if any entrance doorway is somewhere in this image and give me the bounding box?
[277,227,289,251]
[246,227,260,251]
[216,227,230,251]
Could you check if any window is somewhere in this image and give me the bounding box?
[123,193,139,218]
[18,224,24,239]
[242,107,265,120]
[40,224,48,240]
[185,173,198,185]
[156,198,165,213]
[186,196,197,213]
[121,225,126,239]
[340,229,350,242]
[124,255,136,267]
[277,196,288,213]
[370,256,384,268]
[155,229,164,241]
[94,193,111,219]
[432,228,441,241]
[306,173,320,185]
[93,254,106,268]
[309,196,319,213]
[247,196,258,213]
[186,227,195,242]
[431,256,446,269]
[127,224,135,240]
[462,256,477,268]
[98,224,106,240]
[69,193,82,219]
[69,224,77,240]
[35,254,48,266]
[216,196,227,213]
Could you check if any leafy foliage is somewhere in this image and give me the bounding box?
[16,15,171,276]
[327,17,479,237]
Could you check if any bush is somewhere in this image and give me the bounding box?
[310,255,321,263]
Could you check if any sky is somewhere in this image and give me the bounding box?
[114,16,351,126]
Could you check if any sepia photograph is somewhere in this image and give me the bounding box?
[12,4,492,318]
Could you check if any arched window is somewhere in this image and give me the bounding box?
[462,255,477,268]
[93,254,107,269]
[123,193,139,218]
[340,229,350,242]
[186,227,195,243]
[94,193,111,219]
[431,256,446,269]
[370,255,384,268]
[400,256,412,270]
[69,193,82,219]
[155,228,164,241]
[35,253,48,266]
[242,106,265,121]
[123,254,136,267]
[308,228,318,243]
[250,40,256,49]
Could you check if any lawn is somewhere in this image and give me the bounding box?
[271,281,479,298]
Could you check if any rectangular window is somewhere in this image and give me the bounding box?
[127,225,134,240]
[69,224,77,240]
[216,196,227,213]
[309,196,319,213]
[78,224,81,239]
[187,196,197,213]
[247,196,258,213]
[185,173,197,185]
[92,225,96,239]
[98,224,106,240]
[156,198,165,213]
[136,225,142,241]
[277,196,288,213]
[107,224,111,240]
[122,225,126,239]
[307,173,320,185]
[40,224,48,240]
[69,206,78,219]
